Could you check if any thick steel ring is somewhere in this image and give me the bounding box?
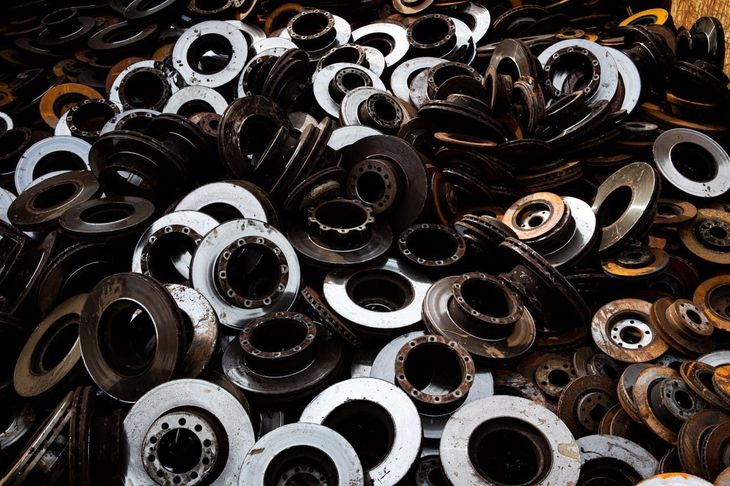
[369,330,494,439]
[163,86,228,116]
[190,218,300,329]
[440,396,580,486]
[8,170,100,231]
[607,47,642,115]
[173,21,248,87]
[339,87,414,132]
[591,162,659,254]
[13,293,87,397]
[390,57,445,103]
[132,211,219,284]
[109,60,181,110]
[122,379,255,485]
[538,39,619,105]
[312,62,386,118]
[591,298,668,363]
[14,136,91,194]
[59,196,156,239]
[543,196,598,268]
[653,128,730,198]
[239,423,363,485]
[165,284,218,379]
[299,377,422,486]
[175,181,278,226]
[100,109,160,135]
[79,273,183,403]
[422,275,536,360]
[323,258,431,335]
[577,434,658,481]
[279,11,351,61]
[352,22,409,67]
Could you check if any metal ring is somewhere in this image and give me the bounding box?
[59,196,155,239]
[577,434,659,481]
[239,423,364,485]
[538,39,618,105]
[591,298,668,363]
[109,60,181,111]
[222,312,342,401]
[390,57,445,103]
[607,47,642,115]
[8,170,100,231]
[591,162,659,254]
[175,181,278,226]
[163,86,228,116]
[423,275,536,360]
[173,21,248,87]
[132,210,219,284]
[100,108,160,135]
[299,377,422,486]
[653,128,730,198]
[352,22,409,67]
[13,294,87,397]
[279,10,351,61]
[312,62,386,118]
[288,198,393,267]
[323,258,431,335]
[543,196,598,268]
[369,331,493,440]
[15,136,91,194]
[122,379,255,485]
[190,218,300,329]
[327,125,382,151]
[165,284,219,379]
[79,273,183,403]
[440,396,581,485]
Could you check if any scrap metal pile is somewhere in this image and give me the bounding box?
[1,0,730,484]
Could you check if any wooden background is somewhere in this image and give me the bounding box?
[672,1,730,73]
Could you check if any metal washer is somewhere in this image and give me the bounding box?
[14,136,91,194]
[190,218,301,329]
[654,128,730,198]
[538,39,619,105]
[440,396,580,486]
[352,22,409,67]
[323,258,431,334]
[312,62,386,118]
[299,377,422,486]
[163,86,228,115]
[369,331,494,440]
[122,379,255,486]
[238,423,364,486]
[172,20,248,87]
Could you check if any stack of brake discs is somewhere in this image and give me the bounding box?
[1,0,730,484]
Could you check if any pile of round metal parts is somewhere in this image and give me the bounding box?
[2,0,730,484]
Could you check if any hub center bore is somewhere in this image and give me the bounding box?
[215,237,288,308]
[142,411,222,485]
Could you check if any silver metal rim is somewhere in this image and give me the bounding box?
[440,395,581,486]
[163,86,229,115]
[312,62,386,117]
[190,218,300,329]
[299,377,422,485]
[323,258,431,332]
[122,379,255,485]
[538,39,619,105]
[173,21,248,87]
[653,128,730,198]
[238,423,364,486]
[15,136,91,194]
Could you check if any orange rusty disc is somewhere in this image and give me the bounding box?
[39,83,102,129]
